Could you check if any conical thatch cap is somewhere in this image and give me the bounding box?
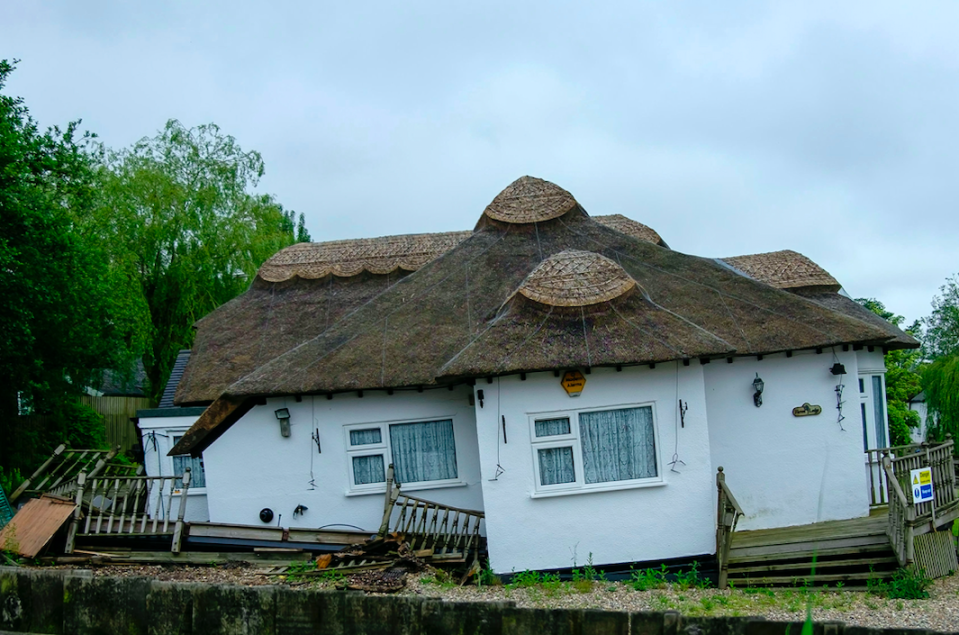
[483,176,577,224]
[518,250,636,307]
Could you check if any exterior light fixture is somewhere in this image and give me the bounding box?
[752,373,764,408]
[274,407,291,437]
[830,363,847,376]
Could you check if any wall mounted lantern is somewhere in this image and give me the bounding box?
[275,407,291,437]
[830,363,847,376]
[752,373,764,408]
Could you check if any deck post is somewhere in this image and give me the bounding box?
[171,468,191,554]
[378,464,398,537]
[64,471,86,554]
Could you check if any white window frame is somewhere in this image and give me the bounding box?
[170,432,207,494]
[344,416,463,495]
[859,372,889,450]
[528,402,664,498]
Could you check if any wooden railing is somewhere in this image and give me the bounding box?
[882,438,958,568]
[716,466,744,589]
[65,468,191,554]
[10,445,120,504]
[378,465,484,565]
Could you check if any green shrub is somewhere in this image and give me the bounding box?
[868,568,933,599]
[675,561,711,590]
[628,564,669,591]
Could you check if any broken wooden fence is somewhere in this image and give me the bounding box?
[64,467,191,554]
[883,437,959,573]
[377,465,484,568]
[8,444,139,505]
[715,466,744,590]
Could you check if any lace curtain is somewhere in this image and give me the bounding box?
[579,407,657,484]
[389,419,458,484]
[350,428,382,445]
[352,454,386,485]
[538,447,576,485]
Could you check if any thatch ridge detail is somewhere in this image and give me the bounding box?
[258,231,472,282]
[517,250,636,307]
[483,176,577,224]
[720,250,840,291]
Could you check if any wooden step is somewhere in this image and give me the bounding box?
[728,571,889,586]
[728,555,898,575]
[728,535,889,561]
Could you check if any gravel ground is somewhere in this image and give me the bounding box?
[32,564,959,633]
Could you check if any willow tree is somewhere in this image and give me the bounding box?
[922,275,959,447]
[94,120,309,402]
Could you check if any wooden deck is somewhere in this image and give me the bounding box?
[726,510,897,587]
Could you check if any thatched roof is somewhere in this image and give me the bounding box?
[171,176,913,456]
[720,250,840,292]
[789,288,918,348]
[175,212,666,404]
[516,250,637,307]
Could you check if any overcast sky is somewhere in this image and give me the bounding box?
[3,1,957,325]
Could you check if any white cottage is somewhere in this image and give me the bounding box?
[169,177,916,574]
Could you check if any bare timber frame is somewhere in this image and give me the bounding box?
[65,468,191,554]
[8,444,140,505]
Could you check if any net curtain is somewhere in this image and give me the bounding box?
[580,407,657,484]
[390,419,458,484]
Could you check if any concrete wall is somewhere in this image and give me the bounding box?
[138,413,209,522]
[474,364,716,574]
[705,349,868,531]
[0,567,934,635]
[203,387,483,533]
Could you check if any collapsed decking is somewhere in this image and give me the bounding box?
[165,176,921,575]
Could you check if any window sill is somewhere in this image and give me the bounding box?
[173,489,208,496]
[530,479,666,499]
[345,480,467,497]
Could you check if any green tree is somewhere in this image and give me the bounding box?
[920,275,959,447]
[0,60,140,471]
[856,298,923,446]
[923,275,959,360]
[93,120,310,401]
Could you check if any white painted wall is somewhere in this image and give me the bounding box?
[202,387,483,533]
[705,349,868,531]
[474,364,716,574]
[137,413,209,522]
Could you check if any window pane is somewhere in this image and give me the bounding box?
[538,447,575,485]
[350,428,382,446]
[535,417,571,437]
[579,407,657,484]
[352,455,386,485]
[389,419,458,484]
[872,376,887,448]
[171,436,206,488]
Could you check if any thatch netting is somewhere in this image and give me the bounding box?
[258,231,472,282]
[171,176,917,455]
[517,250,636,307]
[482,176,577,224]
[721,250,840,292]
[593,214,666,247]
[790,289,917,348]
[175,271,413,404]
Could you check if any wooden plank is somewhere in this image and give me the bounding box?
[0,495,77,558]
[187,522,372,546]
[48,551,313,565]
[729,537,891,562]
[731,571,889,585]
[729,556,898,575]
